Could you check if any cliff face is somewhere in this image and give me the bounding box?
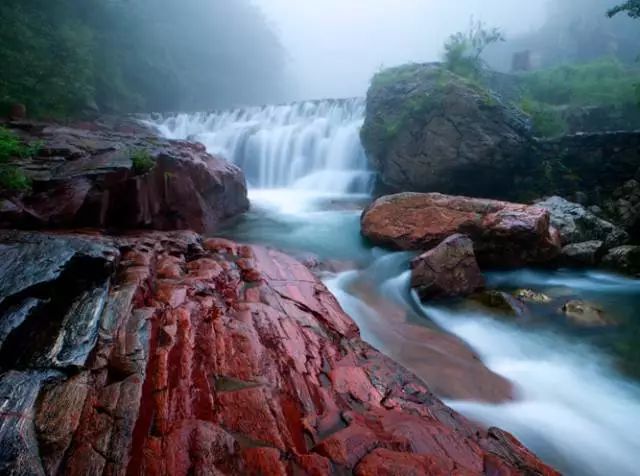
[0,230,558,476]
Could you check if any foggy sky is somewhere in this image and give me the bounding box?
[253,0,548,101]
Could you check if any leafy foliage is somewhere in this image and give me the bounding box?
[608,0,640,18]
[0,0,286,117]
[443,20,504,79]
[0,127,35,192]
[131,149,155,175]
[519,99,568,138]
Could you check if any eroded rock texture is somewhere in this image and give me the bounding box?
[362,193,561,268]
[0,122,248,232]
[411,234,485,300]
[0,230,558,475]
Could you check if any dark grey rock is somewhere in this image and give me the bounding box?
[602,245,640,276]
[361,63,533,198]
[536,196,628,249]
[560,241,604,267]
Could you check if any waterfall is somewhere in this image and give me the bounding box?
[144,98,373,194]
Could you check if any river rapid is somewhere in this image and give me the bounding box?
[147,101,640,476]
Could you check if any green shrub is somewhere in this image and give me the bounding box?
[519,98,568,137]
[0,126,38,193]
[131,149,155,175]
[443,20,504,80]
[520,57,640,108]
[0,166,31,192]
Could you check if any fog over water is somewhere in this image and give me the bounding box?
[253,0,548,100]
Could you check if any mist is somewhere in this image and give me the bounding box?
[253,0,548,101]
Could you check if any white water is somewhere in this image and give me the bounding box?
[144,99,372,194]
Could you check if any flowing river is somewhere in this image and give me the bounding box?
[146,100,640,476]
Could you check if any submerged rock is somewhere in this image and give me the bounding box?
[361,63,533,197]
[471,291,529,317]
[0,122,249,232]
[536,196,628,249]
[361,192,561,267]
[0,230,558,475]
[560,300,612,327]
[514,289,552,304]
[410,234,484,300]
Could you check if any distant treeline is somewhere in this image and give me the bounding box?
[486,0,640,72]
[0,0,287,117]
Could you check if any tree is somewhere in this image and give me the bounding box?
[443,20,505,78]
[608,1,640,18]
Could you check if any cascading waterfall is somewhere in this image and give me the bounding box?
[144,98,373,194]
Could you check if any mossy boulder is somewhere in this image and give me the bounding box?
[360,63,534,198]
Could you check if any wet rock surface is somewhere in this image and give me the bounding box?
[0,122,249,232]
[411,234,485,300]
[0,230,558,475]
[362,193,561,267]
[602,245,640,276]
[536,196,628,249]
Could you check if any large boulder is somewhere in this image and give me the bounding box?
[0,122,249,232]
[361,192,561,267]
[360,63,533,198]
[536,196,628,249]
[0,230,558,475]
[410,234,484,300]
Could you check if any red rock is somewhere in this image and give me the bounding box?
[0,123,248,232]
[0,230,559,476]
[411,234,485,300]
[362,193,561,267]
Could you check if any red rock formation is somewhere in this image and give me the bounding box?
[362,192,561,267]
[0,122,249,232]
[0,230,559,475]
[411,234,485,300]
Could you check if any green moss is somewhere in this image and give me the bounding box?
[131,148,155,175]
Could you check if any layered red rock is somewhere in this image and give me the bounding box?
[0,122,249,232]
[0,230,558,475]
[411,234,485,300]
[362,192,561,267]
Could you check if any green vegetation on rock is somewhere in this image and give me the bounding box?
[0,127,35,192]
[131,149,156,175]
[443,20,504,80]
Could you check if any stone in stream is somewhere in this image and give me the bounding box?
[361,192,561,268]
[470,291,529,317]
[410,234,485,300]
[514,289,552,304]
[560,300,612,327]
[0,230,559,476]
